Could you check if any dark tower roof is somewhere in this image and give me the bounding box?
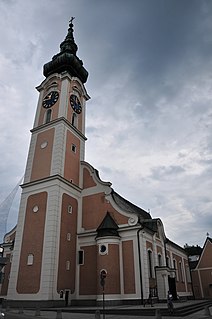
[43,18,88,83]
[96,212,119,238]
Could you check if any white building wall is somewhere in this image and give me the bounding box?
[23,134,37,184]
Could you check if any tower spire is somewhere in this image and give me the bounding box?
[43,19,88,83]
[60,17,78,55]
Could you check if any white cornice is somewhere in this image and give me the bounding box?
[30,117,87,141]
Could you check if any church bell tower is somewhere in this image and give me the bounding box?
[7,19,89,305]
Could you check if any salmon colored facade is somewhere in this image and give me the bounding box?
[191,237,212,299]
[16,192,47,294]
[0,21,193,306]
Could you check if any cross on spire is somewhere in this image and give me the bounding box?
[69,17,75,25]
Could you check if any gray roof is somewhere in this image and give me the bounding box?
[111,190,151,220]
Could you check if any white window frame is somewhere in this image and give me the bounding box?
[27,254,34,266]
[67,205,72,214]
[66,260,70,271]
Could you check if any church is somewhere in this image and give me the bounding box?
[0,21,192,307]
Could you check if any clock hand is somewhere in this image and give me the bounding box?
[43,93,53,101]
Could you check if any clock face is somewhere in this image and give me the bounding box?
[70,94,82,114]
[42,91,59,108]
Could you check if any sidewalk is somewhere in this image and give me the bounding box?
[4,309,211,319]
[20,308,212,319]
[2,300,212,319]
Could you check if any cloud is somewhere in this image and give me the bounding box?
[150,165,185,180]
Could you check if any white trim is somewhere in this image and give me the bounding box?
[197,266,212,271]
[58,78,69,118]
[23,134,37,183]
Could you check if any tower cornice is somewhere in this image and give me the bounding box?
[30,116,87,141]
[21,174,82,193]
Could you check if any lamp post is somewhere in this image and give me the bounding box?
[100,270,107,319]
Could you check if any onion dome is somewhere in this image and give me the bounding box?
[43,18,88,83]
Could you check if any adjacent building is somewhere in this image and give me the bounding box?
[191,237,212,299]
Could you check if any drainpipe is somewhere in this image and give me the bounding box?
[137,226,144,305]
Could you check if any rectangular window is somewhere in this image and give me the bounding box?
[66,260,70,270]
[68,205,72,214]
[147,250,153,278]
[78,250,84,265]
[27,254,34,266]
[71,144,76,153]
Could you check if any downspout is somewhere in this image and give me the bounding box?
[137,225,144,305]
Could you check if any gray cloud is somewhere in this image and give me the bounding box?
[150,165,185,180]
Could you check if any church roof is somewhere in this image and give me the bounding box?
[191,236,212,270]
[43,19,88,83]
[208,236,212,243]
[111,190,151,220]
[142,219,158,232]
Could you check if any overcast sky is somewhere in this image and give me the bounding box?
[0,0,211,247]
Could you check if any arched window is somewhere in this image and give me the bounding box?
[71,113,78,127]
[158,254,162,267]
[179,261,184,282]
[147,250,153,278]
[166,256,170,267]
[45,109,52,123]
[173,259,179,281]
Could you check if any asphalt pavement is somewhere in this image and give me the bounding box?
[0,300,212,319]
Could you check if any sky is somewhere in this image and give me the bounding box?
[0,0,212,247]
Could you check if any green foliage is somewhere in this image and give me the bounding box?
[184,244,202,256]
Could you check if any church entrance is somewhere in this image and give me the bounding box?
[65,290,71,306]
[168,276,177,300]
